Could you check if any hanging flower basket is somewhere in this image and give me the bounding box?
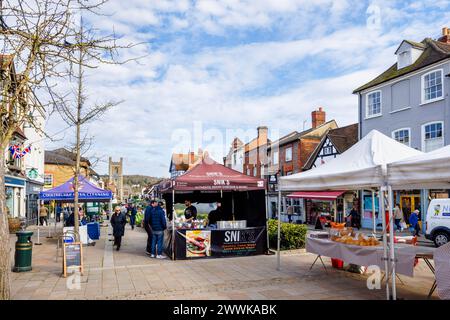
[8,217,21,233]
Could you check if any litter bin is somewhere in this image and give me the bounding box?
[13,230,34,272]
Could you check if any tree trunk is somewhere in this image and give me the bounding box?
[0,147,11,300]
[73,25,84,240]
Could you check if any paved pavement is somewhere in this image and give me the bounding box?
[8,222,439,300]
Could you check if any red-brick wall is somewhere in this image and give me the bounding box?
[298,138,321,170]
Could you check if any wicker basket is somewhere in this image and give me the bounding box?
[8,217,21,233]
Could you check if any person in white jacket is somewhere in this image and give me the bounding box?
[394,204,404,232]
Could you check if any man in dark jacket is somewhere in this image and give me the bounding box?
[111,206,127,251]
[128,204,137,230]
[149,203,167,259]
[65,211,75,227]
[144,201,157,255]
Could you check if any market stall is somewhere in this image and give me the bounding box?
[306,232,417,277]
[278,130,423,300]
[160,157,268,260]
[39,175,113,243]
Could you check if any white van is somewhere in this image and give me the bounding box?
[425,199,450,247]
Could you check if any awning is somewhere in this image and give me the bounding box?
[160,157,266,192]
[286,190,346,201]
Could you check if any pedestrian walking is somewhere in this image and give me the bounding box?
[63,205,69,224]
[39,204,48,226]
[56,204,62,223]
[287,205,294,223]
[110,206,127,251]
[144,201,157,255]
[347,205,360,229]
[128,204,137,230]
[394,204,404,232]
[409,209,421,237]
[149,200,167,259]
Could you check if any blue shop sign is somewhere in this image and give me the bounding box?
[5,176,26,187]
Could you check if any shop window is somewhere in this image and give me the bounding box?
[5,187,14,216]
[392,128,411,146]
[422,122,444,152]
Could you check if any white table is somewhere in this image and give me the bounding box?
[306,236,417,277]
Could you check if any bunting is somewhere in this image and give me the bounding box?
[9,144,32,159]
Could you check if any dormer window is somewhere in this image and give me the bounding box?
[397,50,411,69]
[395,40,425,70]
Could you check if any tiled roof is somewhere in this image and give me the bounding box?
[302,123,358,170]
[45,148,91,166]
[353,38,450,93]
[268,119,338,150]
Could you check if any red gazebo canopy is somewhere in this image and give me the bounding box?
[162,158,266,192]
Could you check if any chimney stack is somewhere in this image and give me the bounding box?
[257,126,268,140]
[438,27,450,44]
[311,107,326,129]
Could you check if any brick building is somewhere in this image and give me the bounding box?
[44,148,92,189]
[243,126,270,178]
[266,108,337,220]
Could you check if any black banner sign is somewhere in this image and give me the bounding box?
[169,227,267,260]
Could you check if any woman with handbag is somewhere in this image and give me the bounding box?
[111,206,127,251]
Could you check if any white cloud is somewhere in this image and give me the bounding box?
[43,0,450,177]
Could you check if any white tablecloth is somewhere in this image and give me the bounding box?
[306,236,417,277]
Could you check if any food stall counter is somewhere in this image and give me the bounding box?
[165,225,267,260]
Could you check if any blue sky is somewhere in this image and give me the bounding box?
[46,0,450,177]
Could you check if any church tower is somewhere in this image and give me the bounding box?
[109,157,124,202]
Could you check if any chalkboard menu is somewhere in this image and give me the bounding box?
[63,242,84,277]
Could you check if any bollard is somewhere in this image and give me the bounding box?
[47,223,52,238]
[13,230,34,272]
[35,226,42,245]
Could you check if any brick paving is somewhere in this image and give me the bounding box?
[9,222,440,300]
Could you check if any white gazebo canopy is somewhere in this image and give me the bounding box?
[279,130,423,191]
[388,144,450,190]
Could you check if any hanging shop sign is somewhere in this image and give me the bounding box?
[27,168,39,180]
[268,174,278,185]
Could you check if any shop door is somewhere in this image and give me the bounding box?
[270,202,277,219]
[400,196,421,224]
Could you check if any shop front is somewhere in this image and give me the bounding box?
[287,191,355,225]
[161,158,268,260]
[26,179,43,225]
[5,175,26,218]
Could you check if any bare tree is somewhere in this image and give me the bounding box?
[56,15,121,239]
[0,0,134,300]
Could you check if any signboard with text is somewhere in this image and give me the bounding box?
[63,242,84,277]
[173,227,266,260]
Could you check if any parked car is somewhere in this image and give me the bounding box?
[425,199,450,247]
